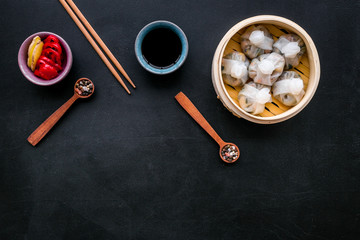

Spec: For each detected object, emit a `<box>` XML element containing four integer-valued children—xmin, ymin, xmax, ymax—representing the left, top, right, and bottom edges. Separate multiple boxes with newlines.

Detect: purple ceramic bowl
<box><xmin>18</xmin><ymin>32</ymin><xmax>73</xmax><ymax>86</ymax></box>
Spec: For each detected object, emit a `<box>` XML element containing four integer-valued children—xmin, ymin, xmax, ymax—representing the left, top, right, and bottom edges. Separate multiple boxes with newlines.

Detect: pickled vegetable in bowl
<box><xmin>18</xmin><ymin>32</ymin><xmax>73</xmax><ymax>86</ymax></box>
<box><xmin>27</xmin><ymin>35</ymin><xmax>64</xmax><ymax>80</ymax></box>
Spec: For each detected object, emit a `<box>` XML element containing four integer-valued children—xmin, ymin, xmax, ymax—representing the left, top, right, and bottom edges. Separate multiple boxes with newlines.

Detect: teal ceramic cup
<box><xmin>135</xmin><ymin>20</ymin><xmax>188</xmax><ymax>75</ymax></box>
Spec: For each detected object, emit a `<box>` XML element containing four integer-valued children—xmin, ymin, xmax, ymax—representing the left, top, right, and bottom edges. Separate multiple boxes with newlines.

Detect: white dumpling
<box><xmin>221</xmin><ymin>51</ymin><xmax>249</xmax><ymax>87</ymax></box>
<box><xmin>248</xmin><ymin>52</ymin><xmax>285</xmax><ymax>86</ymax></box>
<box><xmin>273</xmin><ymin>34</ymin><xmax>306</xmax><ymax>69</ymax></box>
<box><xmin>238</xmin><ymin>81</ymin><xmax>272</xmax><ymax>115</ymax></box>
<box><xmin>272</xmin><ymin>71</ymin><xmax>305</xmax><ymax>106</ymax></box>
<box><xmin>240</xmin><ymin>25</ymin><xmax>274</xmax><ymax>59</ymax></box>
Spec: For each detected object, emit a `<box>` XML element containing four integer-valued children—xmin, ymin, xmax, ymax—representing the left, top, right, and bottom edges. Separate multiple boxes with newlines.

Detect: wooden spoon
<box><xmin>27</xmin><ymin>78</ymin><xmax>94</xmax><ymax>146</ymax></box>
<box><xmin>175</xmin><ymin>92</ymin><xmax>240</xmax><ymax>163</ymax></box>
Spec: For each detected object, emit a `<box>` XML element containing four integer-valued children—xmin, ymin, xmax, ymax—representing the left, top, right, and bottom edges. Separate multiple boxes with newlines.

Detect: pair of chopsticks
<box><xmin>59</xmin><ymin>0</ymin><xmax>135</xmax><ymax>94</ymax></box>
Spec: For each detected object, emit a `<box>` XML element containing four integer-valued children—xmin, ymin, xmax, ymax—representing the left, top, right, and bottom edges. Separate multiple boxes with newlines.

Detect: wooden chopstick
<box><xmin>66</xmin><ymin>0</ymin><xmax>136</xmax><ymax>89</ymax></box>
<box><xmin>58</xmin><ymin>0</ymin><xmax>131</xmax><ymax>94</ymax></box>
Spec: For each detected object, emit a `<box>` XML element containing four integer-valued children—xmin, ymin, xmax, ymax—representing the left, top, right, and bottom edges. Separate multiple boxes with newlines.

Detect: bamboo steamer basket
<box><xmin>212</xmin><ymin>15</ymin><xmax>320</xmax><ymax>124</ymax></box>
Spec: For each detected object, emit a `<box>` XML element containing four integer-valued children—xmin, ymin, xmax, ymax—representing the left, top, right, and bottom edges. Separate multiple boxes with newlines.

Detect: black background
<box><xmin>1</xmin><ymin>0</ymin><xmax>360</xmax><ymax>239</ymax></box>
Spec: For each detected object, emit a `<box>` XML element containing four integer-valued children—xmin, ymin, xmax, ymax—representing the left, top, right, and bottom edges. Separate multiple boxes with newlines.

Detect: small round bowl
<box><xmin>18</xmin><ymin>32</ymin><xmax>73</xmax><ymax>86</ymax></box>
<box><xmin>212</xmin><ymin>15</ymin><xmax>320</xmax><ymax>124</ymax></box>
<box><xmin>135</xmin><ymin>20</ymin><xmax>188</xmax><ymax>75</ymax></box>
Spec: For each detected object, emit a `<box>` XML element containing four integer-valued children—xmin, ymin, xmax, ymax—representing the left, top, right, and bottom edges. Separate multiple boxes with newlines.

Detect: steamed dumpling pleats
<box><xmin>272</xmin><ymin>71</ymin><xmax>305</xmax><ymax>106</ymax></box>
<box><xmin>222</xmin><ymin>51</ymin><xmax>249</xmax><ymax>87</ymax></box>
<box><xmin>238</xmin><ymin>82</ymin><xmax>272</xmax><ymax>115</ymax></box>
<box><xmin>248</xmin><ymin>52</ymin><xmax>285</xmax><ymax>86</ymax></box>
<box><xmin>273</xmin><ymin>34</ymin><xmax>306</xmax><ymax>69</ymax></box>
<box><xmin>240</xmin><ymin>25</ymin><xmax>274</xmax><ymax>59</ymax></box>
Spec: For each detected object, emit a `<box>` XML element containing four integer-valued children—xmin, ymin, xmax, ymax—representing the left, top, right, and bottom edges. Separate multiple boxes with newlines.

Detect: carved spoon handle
<box><xmin>175</xmin><ymin>92</ymin><xmax>225</xmax><ymax>147</ymax></box>
<box><xmin>27</xmin><ymin>94</ymin><xmax>79</xmax><ymax>146</ymax></box>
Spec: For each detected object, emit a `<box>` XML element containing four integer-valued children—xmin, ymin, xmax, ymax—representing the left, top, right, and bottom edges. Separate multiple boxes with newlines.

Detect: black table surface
<box><xmin>1</xmin><ymin>0</ymin><xmax>359</xmax><ymax>239</ymax></box>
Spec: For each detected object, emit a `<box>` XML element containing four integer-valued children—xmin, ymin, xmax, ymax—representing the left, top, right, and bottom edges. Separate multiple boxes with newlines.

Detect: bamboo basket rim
<box><xmin>212</xmin><ymin>15</ymin><xmax>321</xmax><ymax>124</ymax></box>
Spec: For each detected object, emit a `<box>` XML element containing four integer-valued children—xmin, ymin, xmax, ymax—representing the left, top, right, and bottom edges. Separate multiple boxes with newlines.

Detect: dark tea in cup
<box><xmin>141</xmin><ymin>28</ymin><xmax>182</xmax><ymax>69</ymax></box>
<box><xmin>135</xmin><ymin>20</ymin><xmax>188</xmax><ymax>75</ymax></box>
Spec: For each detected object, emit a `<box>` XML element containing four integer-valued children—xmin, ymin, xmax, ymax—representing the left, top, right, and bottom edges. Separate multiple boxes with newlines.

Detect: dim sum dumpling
<box><xmin>248</xmin><ymin>52</ymin><xmax>285</xmax><ymax>86</ymax></box>
<box><xmin>272</xmin><ymin>71</ymin><xmax>305</xmax><ymax>106</ymax></box>
<box><xmin>221</xmin><ymin>51</ymin><xmax>249</xmax><ymax>87</ymax></box>
<box><xmin>240</xmin><ymin>25</ymin><xmax>274</xmax><ymax>59</ymax></box>
<box><xmin>238</xmin><ymin>81</ymin><xmax>272</xmax><ymax>115</ymax></box>
<box><xmin>273</xmin><ymin>34</ymin><xmax>306</xmax><ymax>69</ymax></box>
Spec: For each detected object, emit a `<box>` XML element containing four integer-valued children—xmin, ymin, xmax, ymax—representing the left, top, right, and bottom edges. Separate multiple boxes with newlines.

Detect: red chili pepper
<box><xmin>34</xmin><ymin>61</ymin><xmax>58</xmax><ymax>80</ymax></box>
<box><xmin>34</xmin><ymin>35</ymin><xmax>64</xmax><ymax>80</ymax></box>
<box><xmin>42</xmin><ymin>48</ymin><xmax>62</xmax><ymax>65</ymax></box>
<box><xmin>43</xmin><ymin>42</ymin><xmax>63</xmax><ymax>56</ymax></box>
<box><xmin>37</xmin><ymin>56</ymin><xmax>62</xmax><ymax>72</ymax></box>
<box><xmin>43</xmin><ymin>35</ymin><xmax>60</xmax><ymax>44</ymax></box>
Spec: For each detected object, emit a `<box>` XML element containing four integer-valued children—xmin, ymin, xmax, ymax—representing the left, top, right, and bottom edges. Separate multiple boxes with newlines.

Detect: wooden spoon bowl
<box><xmin>74</xmin><ymin>78</ymin><xmax>94</xmax><ymax>98</ymax></box>
<box><xmin>219</xmin><ymin>142</ymin><xmax>240</xmax><ymax>163</ymax></box>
